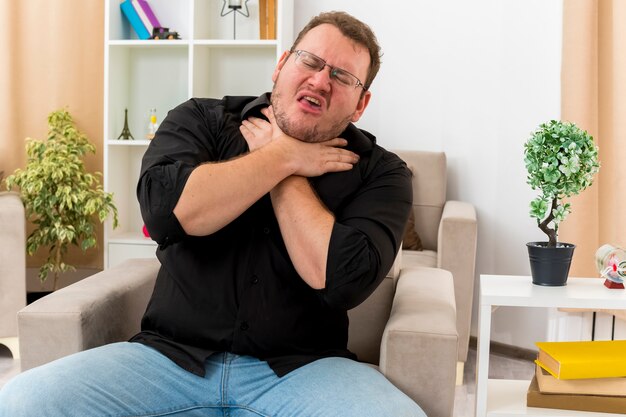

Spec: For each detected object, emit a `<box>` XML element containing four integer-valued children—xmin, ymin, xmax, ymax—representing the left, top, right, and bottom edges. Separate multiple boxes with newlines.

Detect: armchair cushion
<box><xmin>403</xmin><ymin>249</ymin><xmax>437</xmax><ymax>268</ymax></box>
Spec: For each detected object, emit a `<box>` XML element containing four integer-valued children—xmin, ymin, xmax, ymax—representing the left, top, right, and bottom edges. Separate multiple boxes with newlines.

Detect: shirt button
<box><xmin>263</xmin><ymin>227</ymin><xmax>270</xmax><ymax>235</ymax></box>
<box><xmin>240</xmin><ymin>321</ymin><xmax>249</xmax><ymax>331</ymax></box>
<box><xmin>251</xmin><ymin>275</ymin><xmax>259</xmax><ymax>285</ymax></box>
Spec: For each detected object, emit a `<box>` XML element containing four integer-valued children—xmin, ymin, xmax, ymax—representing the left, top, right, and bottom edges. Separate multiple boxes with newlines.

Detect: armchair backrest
<box><xmin>347</xmin><ymin>151</ymin><xmax>448</xmax><ymax>362</ymax></box>
<box><xmin>394</xmin><ymin>150</ymin><xmax>447</xmax><ymax>251</ymax></box>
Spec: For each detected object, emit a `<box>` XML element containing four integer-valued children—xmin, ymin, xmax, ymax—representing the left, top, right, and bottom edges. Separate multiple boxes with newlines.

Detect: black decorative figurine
<box><xmin>117</xmin><ymin>108</ymin><xmax>134</xmax><ymax>140</ymax></box>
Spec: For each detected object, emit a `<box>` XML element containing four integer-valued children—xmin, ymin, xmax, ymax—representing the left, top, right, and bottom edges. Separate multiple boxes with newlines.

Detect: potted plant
<box><xmin>5</xmin><ymin>109</ymin><xmax>118</xmax><ymax>291</ymax></box>
<box><xmin>524</xmin><ymin>120</ymin><xmax>600</xmax><ymax>286</ymax></box>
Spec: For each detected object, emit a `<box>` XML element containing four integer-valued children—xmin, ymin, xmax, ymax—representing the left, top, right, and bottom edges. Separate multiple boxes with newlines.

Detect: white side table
<box><xmin>476</xmin><ymin>274</ymin><xmax>626</xmax><ymax>417</ymax></box>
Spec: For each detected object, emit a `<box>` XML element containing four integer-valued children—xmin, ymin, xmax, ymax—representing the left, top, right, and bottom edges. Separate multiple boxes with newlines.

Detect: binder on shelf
<box><xmin>535</xmin><ymin>364</ymin><xmax>626</xmax><ymax>397</ymax></box>
<box><xmin>120</xmin><ymin>0</ymin><xmax>150</xmax><ymax>40</ymax></box>
<box><xmin>131</xmin><ymin>0</ymin><xmax>161</xmax><ymax>35</ymax></box>
<box><xmin>527</xmin><ymin>376</ymin><xmax>626</xmax><ymax>414</ymax></box>
<box><xmin>535</xmin><ymin>339</ymin><xmax>626</xmax><ymax>380</ymax></box>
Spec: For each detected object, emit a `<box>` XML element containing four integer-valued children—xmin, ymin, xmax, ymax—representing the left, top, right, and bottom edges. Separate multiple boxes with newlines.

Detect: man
<box><xmin>0</xmin><ymin>11</ymin><xmax>425</xmax><ymax>417</ymax></box>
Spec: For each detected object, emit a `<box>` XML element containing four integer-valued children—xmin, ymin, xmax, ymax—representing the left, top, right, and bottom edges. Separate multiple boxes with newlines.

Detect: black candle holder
<box><xmin>220</xmin><ymin>0</ymin><xmax>250</xmax><ymax>40</ymax></box>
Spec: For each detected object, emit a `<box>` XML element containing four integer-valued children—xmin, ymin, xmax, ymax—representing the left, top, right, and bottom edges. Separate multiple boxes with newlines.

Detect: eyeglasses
<box><xmin>290</xmin><ymin>50</ymin><xmax>367</xmax><ymax>90</ymax></box>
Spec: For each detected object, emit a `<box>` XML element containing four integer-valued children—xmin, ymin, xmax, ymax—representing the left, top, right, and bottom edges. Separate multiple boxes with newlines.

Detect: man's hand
<box><xmin>240</xmin><ymin>107</ymin><xmax>274</xmax><ymax>151</ymax></box>
<box><xmin>240</xmin><ymin>106</ymin><xmax>359</xmax><ymax>177</ymax></box>
<box><xmin>175</xmin><ymin>106</ymin><xmax>359</xmax><ymax>238</ymax></box>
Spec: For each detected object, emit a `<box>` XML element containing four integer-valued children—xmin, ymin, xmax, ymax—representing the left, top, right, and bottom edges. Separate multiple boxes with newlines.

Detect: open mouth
<box><xmin>298</xmin><ymin>94</ymin><xmax>324</xmax><ymax>113</ymax></box>
<box><xmin>302</xmin><ymin>96</ymin><xmax>321</xmax><ymax>107</ymax></box>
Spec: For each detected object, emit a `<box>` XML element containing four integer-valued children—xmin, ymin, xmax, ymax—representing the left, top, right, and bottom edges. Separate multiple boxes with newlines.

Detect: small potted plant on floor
<box><xmin>5</xmin><ymin>109</ymin><xmax>118</xmax><ymax>291</ymax></box>
<box><xmin>524</xmin><ymin>120</ymin><xmax>600</xmax><ymax>286</ymax></box>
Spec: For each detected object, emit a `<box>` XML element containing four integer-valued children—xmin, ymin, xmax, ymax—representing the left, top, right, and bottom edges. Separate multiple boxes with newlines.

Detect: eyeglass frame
<box><xmin>289</xmin><ymin>49</ymin><xmax>368</xmax><ymax>91</ymax></box>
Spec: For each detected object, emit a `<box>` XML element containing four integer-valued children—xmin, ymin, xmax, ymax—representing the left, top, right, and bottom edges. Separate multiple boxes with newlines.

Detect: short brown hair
<box><xmin>290</xmin><ymin>11</ymin><xmax>381</xmax><ymax>90</ymax></box>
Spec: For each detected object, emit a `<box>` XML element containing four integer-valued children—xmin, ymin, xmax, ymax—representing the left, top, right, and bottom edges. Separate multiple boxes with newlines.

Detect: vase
<box><xmin>526</xmin><ymin>242</ymin><xmax>576</xmax><ymax>286</ymax></box>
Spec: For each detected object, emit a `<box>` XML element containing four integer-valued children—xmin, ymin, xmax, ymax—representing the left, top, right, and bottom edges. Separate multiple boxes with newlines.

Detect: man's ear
<box><xmin>272</xmin><ymin>51</ymin><xmax>291</xmax><ymax>83</ymax></box>
<box><xmin>351</xmin><ymin>91</ymin><xmax>372</xmax><ymax>123</ymax></box>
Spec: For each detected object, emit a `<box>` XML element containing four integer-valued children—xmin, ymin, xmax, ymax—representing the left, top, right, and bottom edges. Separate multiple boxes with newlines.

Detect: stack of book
<box><xmin>527</xmin><ymin>340</ymin><xmax>626</xmax><ymax>414</ymax></box>
<box><xmin>120</xmin><ymin>0</ymin><xmax>161</xmax><ymax>40</ymax></box>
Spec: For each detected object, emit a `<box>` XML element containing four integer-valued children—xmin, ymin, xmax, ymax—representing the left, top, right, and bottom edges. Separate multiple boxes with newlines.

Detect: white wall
<box><xmin>293</xmin><ymin>0</ymin><xmax>563</xmax><ymax>350</ymax></box>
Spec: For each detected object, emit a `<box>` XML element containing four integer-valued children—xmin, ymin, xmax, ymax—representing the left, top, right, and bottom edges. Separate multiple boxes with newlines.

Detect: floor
<box><xmin>0</xmin><ymin>343</ymin><xmax>535</xmax><ymax>417</ymax></box>
<box><xmin>453</xmin><ymin>346</ymin><xmax>535</xmax><ymax>417</ymax></box>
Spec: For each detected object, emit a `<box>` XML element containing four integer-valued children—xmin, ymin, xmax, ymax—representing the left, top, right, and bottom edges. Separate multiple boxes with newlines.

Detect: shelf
<box><xmin>108</xmin><ymin>40</ymin><xmax>189</xmax><ymax>47</ymax></box>
<box><xmin>108</xmin><ymin>232</ymin><xmax>156</xmax><ymax>246</ymax></box>
<box><xmin>108</xmin><ymin>0</ymin><xmax>191</xmax><ymax>41</ymax></box>
<box><xmin>108</xmin><ymin>40</ymin><xmax>278</xmax><ymax>49</ymax></box>
<box><xmin>486</xmin><ymin>379</ymin><xmax>625</xmax><ymax>417</ymax></box>
<box><xmin>107</xmin><ymin>234</ymin><xmax>158</xmax><ymax>268</ymax></box>
<box><xmin>192</xmin><ymin>46</ymin><xmax>276</xmax><ymax>97</ymax></box>
<box><xmin>103</xmin><ymin>0</ymin><xmax>292</xmax><ymax>268</ymax></box>
<box><xmin>192</xmin><ymin>39</ymin><xmax>278</xmax><ymax>47</ymax></box>
<box><xmin>107</xmin><ymin>139</ymin><xmax>152</xmax><ymax>146</ymax></box>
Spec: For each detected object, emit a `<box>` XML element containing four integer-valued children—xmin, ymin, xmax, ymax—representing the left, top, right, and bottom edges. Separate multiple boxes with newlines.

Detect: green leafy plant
<box><xmin>5</xmin><ymin>109</ymin><xmax>118</xmax><ymax>289</ymax></box>
<box><xmin>524</xmin><ymin>120</ymin><xmax>599</xmax><ymax>247</ymax></box>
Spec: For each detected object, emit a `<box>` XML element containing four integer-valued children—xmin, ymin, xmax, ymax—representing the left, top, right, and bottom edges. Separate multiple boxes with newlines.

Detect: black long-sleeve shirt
<box><xmin>130</xmin><ymin>93</ymin><xmax>413</xmax><ymax>377</ymax></box>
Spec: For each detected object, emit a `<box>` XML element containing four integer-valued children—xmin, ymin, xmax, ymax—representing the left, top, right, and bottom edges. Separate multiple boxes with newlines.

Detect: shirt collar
<box><xmin>241</xmin><ymin>93</ymin><xmax>272</xmax><ymax>121</ymax></box>
<box><xmin>239</xmin><ymin>92</ymin><xmax>375</xmax><ymax>153</ymax></box>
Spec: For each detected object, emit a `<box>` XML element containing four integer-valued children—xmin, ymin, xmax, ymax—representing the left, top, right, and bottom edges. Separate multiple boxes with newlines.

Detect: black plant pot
<box><xmin>527</xmin><ymin>242</ymin><xmax>576</xmax><ymax>286</ymax></box>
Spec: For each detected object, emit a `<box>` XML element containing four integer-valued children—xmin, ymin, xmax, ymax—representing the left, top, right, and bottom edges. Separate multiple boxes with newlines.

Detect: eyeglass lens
<box><xmin>293</xmin><ymin>50</ymin><xmax>363</xmax><ymax>89</ymax></box>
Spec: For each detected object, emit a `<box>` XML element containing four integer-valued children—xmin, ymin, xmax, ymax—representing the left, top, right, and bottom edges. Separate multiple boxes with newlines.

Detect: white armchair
<box><xmin>0</xmin><ymin>191</ymin><xmax>26</xmax><ymax>359</ymax></box>
<box><xmin>17</xmin><ymin>151</ymin><xmax>470</xmax><ymax>417</ymax></box>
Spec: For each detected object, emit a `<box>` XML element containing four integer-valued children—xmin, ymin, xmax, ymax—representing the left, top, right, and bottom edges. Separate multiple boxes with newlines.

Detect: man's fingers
<box><xmin>265</xmin><ymin>106</ymin><xmax>277</xmax><ymax>125</ymax></box>
<box><xmin>332</xmin><ymin>148</ymin><xmax>359</xmax><ymax>163</ymax></box>
<box><xmin>337</xmin><ymin>152</ymin><xmax>359</xmax><ymax>164</ymax></box>
<box><xmin>320</xmin><ymin>149</ymin><xmax>359</xmax><ymax>168</ymax></box>
<box><xmin>321</xmin><ymin>138</ymin><xmax>349</xmax><ymax>148</ymax></box>
<box><xmin>243</xmin><ymin>117</ymin><xmax>266</xmax><ymax>130</ymax></box>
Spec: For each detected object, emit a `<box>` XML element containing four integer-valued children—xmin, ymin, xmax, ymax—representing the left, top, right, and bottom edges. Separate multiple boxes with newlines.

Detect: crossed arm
<box><xmin>173</xmin><ymin>106</ymin><xmax>357</xmax><ymax>289</ymax></box>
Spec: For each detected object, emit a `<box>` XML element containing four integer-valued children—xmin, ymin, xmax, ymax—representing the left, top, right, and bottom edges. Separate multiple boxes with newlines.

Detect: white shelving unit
<box><xmin>103</xmin><ymin>0</ymin><xmax>293</xmax><ymax>267</ymax></box>
<box><xmin>476</xmin><ymin>275</ymin><xmax>626</xmax><ymax>417</ymax></box>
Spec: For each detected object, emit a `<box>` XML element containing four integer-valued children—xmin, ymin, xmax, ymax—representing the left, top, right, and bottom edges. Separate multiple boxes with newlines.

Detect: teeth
<box><xmin>304</xmin><ymin>96</ymin><xmax>321</xmax><ymax>106</ymax></box>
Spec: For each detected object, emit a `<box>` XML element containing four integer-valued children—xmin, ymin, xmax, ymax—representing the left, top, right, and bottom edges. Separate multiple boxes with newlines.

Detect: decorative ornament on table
<box><xmin>151</xmin><ymin>27</ymin><xmax>181</xmax><ymax>40</ymax></box>
<box><xmin>595</xmin><ymin>244</ymin><xmax>626</xmax><ymax>289</ymax></box>
<box><xmin>146</xmin><ymin>108</ymin><xmax>159</xmax><ymax>140</ymax></box>
<box><xmin>524</xmin><ymin>120</ymin><xmax>600</xmax><ymax>286</ymax></box>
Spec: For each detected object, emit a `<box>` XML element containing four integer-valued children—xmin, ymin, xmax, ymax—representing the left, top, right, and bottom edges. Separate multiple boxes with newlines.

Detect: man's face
<box><xmin>270</xmin><ymin>24</ymin><xmax>372</xmax><ymax>143</ymax></box>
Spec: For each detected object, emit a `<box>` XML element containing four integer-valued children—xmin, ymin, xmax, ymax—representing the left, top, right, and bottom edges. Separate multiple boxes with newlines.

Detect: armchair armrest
<box><xmin>379</xmin><ymin>266</ymin><xmax>457</xmax><ymax>417</ymax></box>
<box><xmin>437</xmin><ymin>200</ymin><xmax>477</xmax><ymax>362</ymax></box>
<box><xmin>18</xmin><ymin>258</ymin><xmax>160</xmax><ymax>371</ymax></box>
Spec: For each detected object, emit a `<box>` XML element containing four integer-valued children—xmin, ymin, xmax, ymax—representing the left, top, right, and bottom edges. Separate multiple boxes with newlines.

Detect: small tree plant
<box><xmin>524</xmin><ymin>120</ymin><xmax>599</xmax><ymax>247</ymax></box>
<box><xmin>6</xmin><ymin>109</ymin><xmax>118</xmax><ymax>290</ymax></box>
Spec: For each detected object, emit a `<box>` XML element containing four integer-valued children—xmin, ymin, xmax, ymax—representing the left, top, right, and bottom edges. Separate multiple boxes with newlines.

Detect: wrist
<box><xmin>271</xmin><ymin>175</ymin><xmax>304</xmax><ymax>198</ymax></box>
<box><xmin>264</xmin><ymin>137</ymin><xmax>301</xmax><ymax>176</ymax></box>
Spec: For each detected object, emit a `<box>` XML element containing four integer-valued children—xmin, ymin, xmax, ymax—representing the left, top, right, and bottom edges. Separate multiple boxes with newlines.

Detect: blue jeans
<box><xmin>0</xmin><ymin>342</ymin><xmax>426</xmax><ymax>417</ymax></box>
